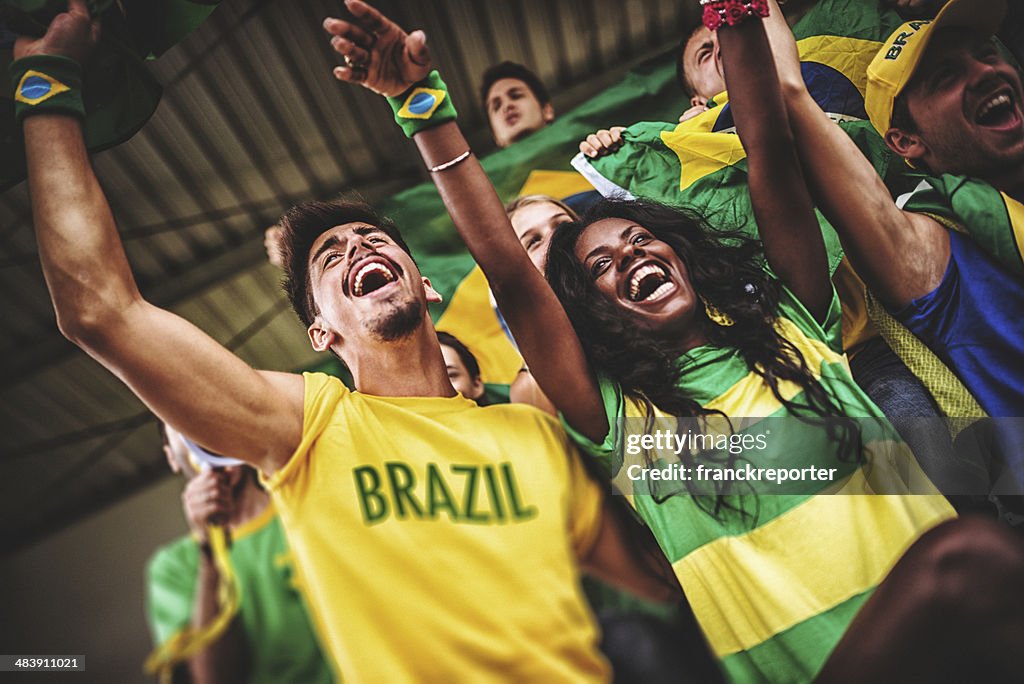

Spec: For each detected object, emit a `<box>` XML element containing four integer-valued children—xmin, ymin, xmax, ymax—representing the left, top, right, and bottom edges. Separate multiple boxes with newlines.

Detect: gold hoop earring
<box><xmin>701</xmin><ymin>297</ymin><xmax>734</xmax><ymax>327</ymax></box>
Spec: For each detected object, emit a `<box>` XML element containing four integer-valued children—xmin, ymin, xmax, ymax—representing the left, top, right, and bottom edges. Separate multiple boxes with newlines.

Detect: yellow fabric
<box><xmin>798</xmin><ymin>35</ymin><xmax>885</xmax><ymax>100</ymax></box>
<box><xmin>858</xmin><ymin>208</ymin><xmax>985</xmax><ymax>430</ymax></box>
<box><xmin>1002</xmin><ymin>190</ymin><xmax>1024</xmax><ymax>264</ymax></box>
<box><xmin>396</xmin><ymin>87</ymin><xmax>447</xmax><ymax>119</ymax></box>
<box><xmin>666</xmin><ymin>34</ymin><xmax>885</xmax><ymax>192</ymax></box>
<box><xmin>621</xmin><ymin>315</ymin><xmax>843</xmax><ymax>422</ymax></box>
<box><xmin>864</xmin><ymin>290</ymin><xmax>986</xmax><ymax>429</ymax></box>
<box><xmin>865</xmin><ymin>0</ymin><xmax>1004</xmax><ymax>135</ymax></box>
<box><xmin>768</xmin><ymin>315</ymin><xmax>850</xmax><ymax>375</ymax></box>
<box><xmin>833</xmin><ymin>257</ymin><xmax>878</xmax><ymax>354</ymax></box>
<box><xmin>435</xmin><ymin>265</ymin><xmax>522</xmax><ymax>384</ymax></box>
<box><xmin>611</xmin><ymin>310</ymin><xmax>953</xmax><ymax>662</ymax></box>
<box><xmin>677</xmin><ymin>479</ymin><xmax>952</xmax><ymax>658</ymax></box>
<box><xmin>144</xmin><ymin>525</ymin><xmax>241</xmax><ymax>681</ymax></box>
<box><xmin>662</xmin><ymin>112</ymin><xmax>747</xmax><ymax>192</ymax></box>
<box><xmin>517</xmin><ymin>169</ymin><xmax>597</xmax><ymax>199</ymax></box>
<box><xmin>263</xmin><ymin>372</ymin><xmax>609</xmax><ymax>683</ymax></box>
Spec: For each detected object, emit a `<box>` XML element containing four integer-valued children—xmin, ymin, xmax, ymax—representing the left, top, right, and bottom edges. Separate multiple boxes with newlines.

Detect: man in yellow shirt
<box><xmin>11</xmin><ymin>3</ymin><xmax>694</xmax><ymax>682</ymax></box>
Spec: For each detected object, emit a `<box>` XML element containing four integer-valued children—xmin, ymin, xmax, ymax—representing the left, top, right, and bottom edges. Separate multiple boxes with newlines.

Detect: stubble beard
<box><xmin>363</xmin><ymin>295</ymin><xmax>424</xmax><ymax>342</ymax></box>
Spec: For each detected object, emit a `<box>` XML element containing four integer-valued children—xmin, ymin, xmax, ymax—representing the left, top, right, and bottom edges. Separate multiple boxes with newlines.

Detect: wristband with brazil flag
<box><xmin>10</xmin><ymin>55</ymin><xmax>86</xmax><ymax>123</ymax></box>
<box><xmin>386</xmin><ymin>70</ymin><xmax>457</xmax><ymax>138</ymax></box>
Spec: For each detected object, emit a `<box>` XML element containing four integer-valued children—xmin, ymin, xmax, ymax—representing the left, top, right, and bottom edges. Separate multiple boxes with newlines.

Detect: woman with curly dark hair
<box><xmin>543</xmin><ymin>197</ymin><xmax>862</xmax><ymax>471</ymax></box>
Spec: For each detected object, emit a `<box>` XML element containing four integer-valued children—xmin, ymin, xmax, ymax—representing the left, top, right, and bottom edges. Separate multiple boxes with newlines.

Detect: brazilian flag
<box><xmin>1</xmin><ymin>0</ymin><xmax>221</xmax><ymax>190</ymax></box>
<box><xmin>572</xmin><ymin>0</ymin><xmax>914</xmax><ymax>353</ymax></box>
<box><xmin>574</xmin><ymin>0</ymin><xmax>908</xmax><ymax>207</ymax></box>
<box><xmin>701</xmin><ymin>0</ymin><xmax>906</xmax><ymax>134</ymax></box>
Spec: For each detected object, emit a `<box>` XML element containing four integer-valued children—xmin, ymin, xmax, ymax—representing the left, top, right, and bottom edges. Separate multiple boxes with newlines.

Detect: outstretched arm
<box><xmin>716</xmin><ymin>6</ymin><xmax>832</xmax><ymax>320</ymax></box>
<box><xmin>323</xmin><ymin>0</ymin><xmax>609</xmax><ymax>442</ymax></box>
<box><xmin>18</xmin><ymin>2</ymin><xmax>303</xmax><ymax>472</ymax></box>
<box><xmin>762</xmin><ymin>0</ymin><xmax>949</xmax><ymax>309</ymax></box>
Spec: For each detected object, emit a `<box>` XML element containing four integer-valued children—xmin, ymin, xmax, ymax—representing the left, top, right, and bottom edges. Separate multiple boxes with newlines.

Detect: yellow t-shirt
<box><xmin>263</xmin><ymin>372</ymin><xmax>609</xmax><ymax>683</ymax></box>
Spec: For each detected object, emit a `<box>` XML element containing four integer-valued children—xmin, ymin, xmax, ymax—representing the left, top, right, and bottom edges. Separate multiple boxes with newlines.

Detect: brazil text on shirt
<box><xmin>353</xmin><ymin>461</ymin><xmax>538</xmax><ymax>524</ymax></box>
<box><xmin>264</xmin><ymin>373</ymin><xmax>610</xmax><ymax>682</ymax></box>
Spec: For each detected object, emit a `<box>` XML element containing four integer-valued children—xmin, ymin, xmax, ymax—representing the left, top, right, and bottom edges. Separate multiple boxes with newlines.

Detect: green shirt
<box><xmin>145</xmin><ymin>506</ymin><xmax>335</xmax><ymax>684</ymax></box>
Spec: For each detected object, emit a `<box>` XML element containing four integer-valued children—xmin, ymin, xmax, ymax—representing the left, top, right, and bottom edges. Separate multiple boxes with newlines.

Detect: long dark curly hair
<box><xmin>545</xmin><ymin>198</ymin><xmax>859</xmax><ymax>510</ymax></box>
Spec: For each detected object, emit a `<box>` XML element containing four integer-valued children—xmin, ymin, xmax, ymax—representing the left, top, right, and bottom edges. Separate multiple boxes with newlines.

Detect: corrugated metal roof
<box><xmin>0</xmin><ymin>0</ymin><xmax>696</xmax><ymax>551</ymax></box>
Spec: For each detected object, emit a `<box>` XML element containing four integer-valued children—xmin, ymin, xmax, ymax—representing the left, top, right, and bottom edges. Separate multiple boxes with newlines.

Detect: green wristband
<box><xmin>9</xmin><ymin>55</ymin><xmax>85</xmax><ymax>123</ymax></box>
<box><xmin>386</xmin><ymin>70</ymin><xmax>458</xmax><ymax>138</ymax></box>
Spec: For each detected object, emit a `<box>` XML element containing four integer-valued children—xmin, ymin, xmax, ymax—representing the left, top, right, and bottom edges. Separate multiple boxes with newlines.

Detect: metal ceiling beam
<box><xmin>2</xmin><ymin>461</ymin><xmax>169</xmax><ymax>558</ymax></box>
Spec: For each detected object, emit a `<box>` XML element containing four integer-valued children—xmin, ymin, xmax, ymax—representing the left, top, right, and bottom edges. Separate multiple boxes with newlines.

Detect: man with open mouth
<box><xmin>775</xmin><ymin>0</ymin><xmax>1024</xmax><ymax>492</ymax></box>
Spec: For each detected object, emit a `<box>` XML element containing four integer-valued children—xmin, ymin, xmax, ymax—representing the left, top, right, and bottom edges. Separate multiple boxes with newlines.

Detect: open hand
<box><xmin>323</xmin><ymin>0</ymin><xmax>431</xmax><ymax>97</ymax></box>
<box><xmin>13</xmin><ymin>0</ymin><xmax>99</xmax><ymax>63</ymax></box>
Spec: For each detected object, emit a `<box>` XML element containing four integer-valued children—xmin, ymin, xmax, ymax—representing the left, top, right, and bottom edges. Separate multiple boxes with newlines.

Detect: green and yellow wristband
<box><xmin>386</xmin><ymin>70</ymin><xmax>457</xmax><ymax>138</ymax></box>
<box><xmin>9</xmin><ymin>55</ymin><xmax>86</xmax><ymax>122</ymax></box>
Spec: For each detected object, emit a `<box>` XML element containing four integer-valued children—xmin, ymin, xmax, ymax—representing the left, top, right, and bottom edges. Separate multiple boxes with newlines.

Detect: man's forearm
<box><xmin>24</xmin><ymin>114</ymin><xmax>140</xmax><ymax>342</ymax></box>
<box><xmin>412</xmin><ymin>120</ymin><xmax>609</xmax><ymax>441</ymax></box>
<box><xmin>583</xmin><ymin>497</ymin><xmax>683</xmax><ymax>604</ymax></box>
<box><xmin>189</xmin><ymin>553</ymin><xmax>247</xmax><ymax>684</ymax></box>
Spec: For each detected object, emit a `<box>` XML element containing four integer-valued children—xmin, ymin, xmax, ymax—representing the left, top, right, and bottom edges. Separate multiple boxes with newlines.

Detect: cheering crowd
<box><xmin>9</xmin><ymin>0</ymin><xmax>1024</xmax><ymax>681</ymax></box>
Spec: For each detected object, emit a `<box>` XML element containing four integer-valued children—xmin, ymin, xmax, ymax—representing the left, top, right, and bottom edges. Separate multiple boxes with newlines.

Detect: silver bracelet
<box><xmin>428</xmin><ymin>149</ymin><xmax>472</xmax><ymax>173</ymax></box>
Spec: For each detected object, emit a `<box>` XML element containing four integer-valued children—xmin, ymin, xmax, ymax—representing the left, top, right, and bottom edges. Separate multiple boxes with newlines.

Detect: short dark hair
<box><xmin>676</xmin><ymin>15</ymin><xmax>706</xmax><ymax>97</ymax></box>
<box><xmin>479</xmin><ymin>61</ymin><xmax>551</xmax><ymax>113</ymax></box>
<box><xmin>436</xmin><ymin>331</ymin><xmax>481</xmax><ymax>381</ymax></box>
<box><xmin>278</xmin><ymin>199</ymin><xmax>413</xmax><ymax>327</ymax></box>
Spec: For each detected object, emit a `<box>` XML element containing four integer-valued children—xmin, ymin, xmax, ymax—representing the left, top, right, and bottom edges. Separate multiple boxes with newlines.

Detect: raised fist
<box><xmin>182</xmin><ymin>468</ymin><xmax>234</xmax><ymax>542</ymax></box>
<box><xmin>579</xmin><ymin>127</ymin><xmax>626</xmax><ymax>159</ymax></box>
<box><xmin>13</xmin><ymin>0</ymin><xmax>100</xmax><ymax>64</ymax></box>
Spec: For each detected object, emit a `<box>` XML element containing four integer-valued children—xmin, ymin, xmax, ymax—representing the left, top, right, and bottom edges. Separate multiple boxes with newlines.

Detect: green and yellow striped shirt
<box><xmin>565</xmin><ymin>284</ymin><xmax>953</xmax><ymax>683</ymax></box>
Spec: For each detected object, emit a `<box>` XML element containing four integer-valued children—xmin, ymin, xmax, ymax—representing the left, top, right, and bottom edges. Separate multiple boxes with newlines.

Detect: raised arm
<box><xmin>715</xmin><ymin>4</ymin><xmax>832</xmax><ymax>320</ymax></box>
<box><xmin>323</xmin><ymin>0</ymin><xmax>609</xmax><ymax>441</ymax></box>
<box><xmin>177</xmin><ymin>466</ymin><xmax>249</xmax><ymax>682</ymax></box>
<box><xmin>16</xmin><ymin>3</ymin><xmax>302</xmax><ymax>473</ymax></box>
<box><xmin>761</xmin><ymin>0</ymin><xmax>949</xmax><ymax>309</ymax></box>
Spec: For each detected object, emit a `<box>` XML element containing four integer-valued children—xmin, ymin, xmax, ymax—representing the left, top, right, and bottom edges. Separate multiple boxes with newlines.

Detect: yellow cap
<box><xmin>865</xmin><ymin>0</ymin><xmax>1006</xmax><ymax>136</ymax></box>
